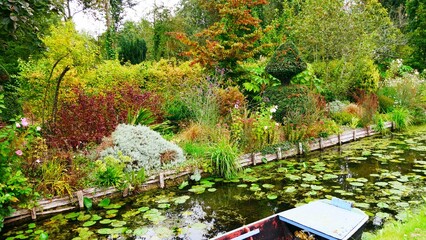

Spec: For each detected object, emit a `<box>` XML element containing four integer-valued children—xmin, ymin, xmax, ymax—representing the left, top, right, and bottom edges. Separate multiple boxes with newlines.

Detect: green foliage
<box><xmin>37</xmin><ymin>159</ymin><xmax>72</xmax><ymax>197</ymax></box>
<box><xmin>0</xmin><ymin>94</ymin><xmax>6</xmax><ymax>114</ymax></box>
<box><xmin>83</xmin><ymin>197</ymin><xmax>93</xmax><ymax>210</ymax></box>
<box><xmin>406</xmin><ymin>0</ymin><xmax>426</xmax><ymax>70</ymax></box>
<box><xmin>291</xmin><ymin>63</ymin><xmax>322</xmax><ymax>92</ymax></box>
<box><xmin>332</xmin><ymin>111</ymin><xmax>355</xmax><ymax>126</ymax></box>
<box><xmin>101</xmin><ymin>124</ymin><xmax>186</xmax><ymax>173</ymax></box>
<box><xmin>263</xmin><ymin>85</ymin><xmax>324</xmax><ymax>125</ymax></box>
<box><xmin>210</xmin><ymin>140</ymin><xmax>240</xmax><ymax>179</ymax></box>
<box><xmin>374</xmin><ymin>115</ymin><xmax>389</xmax><ymax>135</ymax></box>
<box><xmin>94</xmin><ymin>155</ymin><xmax>128</xmax><ymax>187</ymax></box>
<box><xmin>266</xmin><ymin>41</ymin><xmax>307</xmax><ymax>84</ymax></box>
<box><xmin>391</xmin><ymin>107</ymin><xmax>413</xmax><ymax>131</ymax></box>
<box><xmin>378</xmin><ymin>94</ymin><xmax>395</xmax><ymax>113</ymax></box>
<box><xmin>238</xmin><ymin>59</ymin><xmax>280</xmax><ymax>101</ymax></box>
<box><xmin>117</xmin><ymin>22</ymin><xmax>147</xmax><ymax>64</ymax></box>
<box><xmin>127</xmin><ymin>108</ymin><xmax>155</xmax><ymax>126</ymax></box>
<box><xmin>0</xmin><ymin>118</ymin><xmax>41</xmax><ymax>232</ymax></box>
<box><xmin>165</xmin><ymin>99</ymin><xmax>193</xmax><ymax>126</ymax></box>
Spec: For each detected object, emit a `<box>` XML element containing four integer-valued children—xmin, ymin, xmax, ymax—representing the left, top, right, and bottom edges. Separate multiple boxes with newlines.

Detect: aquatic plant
<box><xmin>101</xmin><ymin>124</ymin><xmax>185</xmax><ymax>173</ymax></box>
<box><xmin>210</xmin><ymin>140</ymin><xmax>241</xmax><ymax>179</ymax></box>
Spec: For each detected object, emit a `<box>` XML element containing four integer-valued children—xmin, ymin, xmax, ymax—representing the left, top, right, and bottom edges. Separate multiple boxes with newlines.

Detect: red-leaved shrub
<box><xmin>46</xmin><ymin>86</ymin><xmax>164</xmax><ymax>149</ymax></box>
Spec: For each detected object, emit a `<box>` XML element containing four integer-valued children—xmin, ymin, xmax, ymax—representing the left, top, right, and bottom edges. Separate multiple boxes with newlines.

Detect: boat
<box><xmin>212</xmin><ymin>197</ymin><xmax>369</xmax><ymax>240</ymax></box>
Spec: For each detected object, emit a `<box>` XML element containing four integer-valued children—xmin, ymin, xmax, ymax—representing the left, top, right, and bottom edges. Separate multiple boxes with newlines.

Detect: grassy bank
<box><xmin>362</xmin><ymin>204</ymin><xmax>426</xmax><ymax>240</ymax></box>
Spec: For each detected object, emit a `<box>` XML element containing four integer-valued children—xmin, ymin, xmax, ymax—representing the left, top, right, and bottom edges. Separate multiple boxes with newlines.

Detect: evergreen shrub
<box><xmin>101</xmin><ymin>124</ymin><xmax>185</xmax><ymax>173</ymax></box>
<box><xmin>266</xmin><ymin>41</ymin><xmax>307</xmax><ymax>85</ymax></box>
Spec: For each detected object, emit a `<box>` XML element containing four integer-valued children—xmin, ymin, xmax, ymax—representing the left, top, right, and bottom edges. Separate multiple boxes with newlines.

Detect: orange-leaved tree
<box><xmin>171</xmin><ymin>0</ymin><xmax>273</xmax><ymax>72</ymax></box>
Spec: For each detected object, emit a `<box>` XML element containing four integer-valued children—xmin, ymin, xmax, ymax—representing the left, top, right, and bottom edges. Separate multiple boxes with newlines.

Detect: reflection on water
<box><xmin>2</xmin><ymin>127</ymin><xmax>426</xmax><ymax>239</ymax></box>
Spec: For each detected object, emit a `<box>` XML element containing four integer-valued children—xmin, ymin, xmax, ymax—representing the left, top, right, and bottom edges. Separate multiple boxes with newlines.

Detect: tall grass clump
<box><xmin>391</xmin><ymin>107</ymin><xmax>412</xmax><ymax>131</ymax></box>
<box><xmin>210</xmin><ymin>140</ymin><xmax>240</xmax><ymax>179</ymax></box>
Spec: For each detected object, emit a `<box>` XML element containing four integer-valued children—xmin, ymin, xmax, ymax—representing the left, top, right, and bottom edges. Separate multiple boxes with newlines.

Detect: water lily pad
<box><xmin>158</xmin><ymin>203</ymin><xmax>171</xmax><ymax>209</ymax></box>
<box><xmin>249</xmin><ymin>184</ymin><xmax>261</xmax><ymax>191</ymax></box>
<box><xmin>354</xmin><ymin>202</ymin><xmax>370</xmax><ymax>209</ymax></box>
<box><xmin>103</xmin><ymin>203</ymin><xmax>122</xmax><ymax>209</ymax></box>
<box><xmin>377</xmin><ymin>202</ymin><xmax>389</xmax><ymax>208</ymax></box>
<box><xmin>208</xmin><ymin>188</ymin><xmax>217</xmax><ymax>192</ymax></box>
<box><xmin>310</xmin><ymin>185</ymin><xmax>323</xmax><ymax>191</ymax></box>
<box><xmin>396</xmin><ymin>202</ymin><xmax>410</xmax><ymax>208</ymax></box>
<box><xmin>82</xmin><ymin>221</ymin><xmax>96</xmax><ymax>227</ymax></box>
<box><xmin>173</xmin><ymin>195</ymin><xmax>190</xmax><ymax>205</ymax></box>
<box><xmin>323</xmin><ymin>174</ymin><xmax>338</xmax><ymax>180</ymax></box>
<box><xmin>200</xmin><ymin>180</ymin><xmax>215</xmax><ymax>187</ymax></box>
<box><xmin>28</xmin><ymin>223</ymin><xmax>36</xmax><ymax>229</ymax></box>
<box><xmin>65</xmin><ymin>212</ymin><xmax>80</xmax><ymax>219</ymax></box>
<box><xmin>375</xmin><ymin>182</ymin><xmax>388</xmax><ymax>187</ymax></box>
<box><xmin>98</xmin><ymin>198</ymin><xmax>110</xmax><ymax>208</ymax></box>
<box><xmin>90</xmin><ymin>214</ymin><xmax>102</xmax><ymax>221</ymax></box>
<box><xmin>262</xmin><ymin>184</ymin><xmax>275</xmax><ymax>189</ymax></box>
<box><xmin>285</xmin><ymin>186</ymin><xmax>297</xmax><ymax>193</ymax></box>
<box><xmin>237</xmin><ymin>184</ymin><xmax>248</xmax><ymax>188</ymax></box>
<box><xmin>267</xmin><ymin>194</ymin><xmax>278</xmax><ymax>200</ymax></box>
<box><xmin>285</xmin><ymin>174</ymin><xmax>301</xmax><ymax>181</ymax></box>
<box><xmin>349</xmin><ymin>182</ymin><xmax>364</xmax><ymax>187</ymax></box>
<box><xmin>348</xmin><ymin>157</ymin><xmax>367</xmax><ymax>161</ymax></box>
<box><xmin>111</xmin><ymin>220</ymin><xmax>126</xmax><ymax>227</ymax></box>
<box><xmin>77</xmin><ymin>214</ymin><xmax>91</xmax><ymax>222</ymax></box>
<box><xmin>138</xmin><ymin>207</ymin><xmax>150</xmax><ymax>212</ymax></box>
<box><xmin>277</xmin><ymin>167</ymin><xmax>287</xmax><ymax>173</ymax></box>
<box><xmin>355</xmin><ymin>178</ymin><xmax>368</xmax><ymax>183</ymax></box>
<box><xmin>99</xmin><ymin>219</ymin><xmax>112</xmax><ymax>225</ymax></box>
<box><xmin>188</xmin><ymin>185</ymin><xmax>206</xmax><ymax>194</ymax></box>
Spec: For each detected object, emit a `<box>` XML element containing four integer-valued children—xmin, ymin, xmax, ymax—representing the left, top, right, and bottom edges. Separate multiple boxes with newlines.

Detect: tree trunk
<box><xmin>51</xmin><ymin>66</ymin><xmax>71</xmax><ymax>124</ymax></box>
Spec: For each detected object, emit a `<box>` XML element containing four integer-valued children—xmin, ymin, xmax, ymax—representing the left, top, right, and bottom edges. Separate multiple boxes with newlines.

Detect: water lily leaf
<box><xmin>134</xmin><ymin>227</ymin><xmax>148</xmax><ymax>236</ymax></box>
<box><xmin>99</xmin><ymin>219</ymin><xmax>112</xmax><ymax>225</ymax></box>
<box><xmin>377</xmin><ymin>202</ymin><xmax>389</xmax><ymax>208</ymax></box>
<box><xmin>369</xmin><ymin>173</ymin><xmax>380</xmax><ymax>177</ymax></box>
<box><xmin>97</xmin><ymin>228</ymin><xmax>113</xmax><ymax>235</ymax></box>
<box><xmin>82</xmin><ymin>221</ymin><xmax>96</xmax><ymax>227</ymax></box>
<box><xmin>249</xmin><ymin>185</ymin><xmax>261</xmax><ymax>191</ymax></box>
<box><xmin>323</xmin><ymin>174</ymin><xmax>338</xmax><ymax>180</ymax></box>
<box><xmin>98</xmin><ymin>198</ymin><xmax>110</xmax><ymax>208</ymax></box>
<box><xmin>158</xmin><ymin>203</ymin><xmax>171</xmax><ymax>209</ymax></box>
<box><xmin>375</xmin><ymin>182</ymin><xmax>388</xmax><ymax>187</ymax></box>
<box><xmin>65</xmin><ymin>212</ymin><xmax>80</xmax><ymax>219</ymax></box>
<box><xmin>28</xmin><ymin>223</ymin><xmax>36</xmax><ymax>229</ymax></box>
<box><xmin>242</xmin><ymin>176</ymin><xmax>259</xmax><ymax>182</ymax></box>
<box><xmin>310</xmin><ymin>185</ymin><xmax>323</xmax><ymax>191</ymax></box>
<box><xmin>349</xmin><ymin>182</ymin><xmax>364</xmax><ymax>187</ymax></box>
<box><xmin>173</xmin><ymin>195</ymin><xmax>190</xmax><ymax>205</ymax></box>
<box><xmin>91</xmin><ymin>214</ymin><xmax>102</xmax><ymax>221</ymax></box>
<box><xmin>103</xmin><ymin>203</ymin><xmax>122</xmax><ymax>209</ymax></box>
<box><xmin>301</xmin><ymin>173</ymin><xmax>316</xmax><ymax>182</ymax></box>
<box><xmin>237</xmin><ymin>184</ymin><xmax>248</xmax><ymax>188</ymax></box>
<box><xmin>77</xmin><ymin>214</ymin><xmax>91</xmax><ymax>222</ymax></box>
<box><xmin>277</xmin><ymin>167</ymin><xmax>287</xmax><ymax>173</ymax></box>
<box><xmin>138</xmin><ymin>207</ymin><xmax>150</xmax><ymax>212</ymax></box>
<box><xmin>346</xmin><ymin>178</ymin><xmax>356</xmax><ymax>182</ymax></box>
<box><xmin>208</xmin><ymin>188</ymin><xmax>217</xmax><ymax>192</ymax></box>
<box><xmin>122</xmin><ymin>209</ymin><xmax>141</xmax><ymax>218</ymax></box>
<box><xmin>267</xmin><ymin>194</ymin><xmax>278</xmax><ymax>200</ymax></box>
<box><xmin>200</xmin><ymin>180</ymin><xmax>215</xmax><ymax>188</ymax></box>
<box><xmin>106</xmin><ymin>210</ymin><xmax>118</xmax><ymax>215</ymax></box>
<box><xmin>111</xmin><ymin>220</ymin><xmax>126</xmax><ymax>227</ymax></box>
<box><xmin>285</xmin><ymin>174</ymin><xmax>301</xmax><ymax>181</ymax></box>
<box><xmin>348</xmin><ymin>157</ymin><xmax>367</xmax><ymax>161</ymax></box>
<box><xmin>354</xmin><ymin>202</ymin><xmax>370</xmax><ymax>209</ymax></box>
<box><xmin>262</xmin><ymin>184</ymin><xmax>275</xmax><ymax>189</ymax></box>
<box><xmin>396</xmin><ymin>202</ymin><xmax>410</xmax><ymax>208</ymax></box>
<box><xmin>300</xmin><ymin>183</ymin><xmax>310</xmax><ymax>188</ymax></box>
<box><xmin>375</xmin><ymin>212</ymin><xmax>390</xmax><ymax>219</ymax></box>
<box><xmin>355</xmin><ymin>178</ymin><xmax>368</xmax><ymax>183</ymax></box>
<box><xmin>188</xmin><ymin>185</ymin><xmax>206</xmax><ymax>194</ymax></box>
<box><xmin>395</xmin><ymin>212</ymin><xmax>409</xmax><ymax>221</ymax></box>
<box><xmin>285</xmin><ymin>186</ymin><xmax>297</xmax><ymax>193</ymax></box>
<box><xmin>362</xmin><ymin>151</ymin><xmax>371</xmax><ymax>156</ymax></box>
<box><xmin>39</xmin><ymin>232</ymin><xmax>48</xmax><ymax>240</ymax></box>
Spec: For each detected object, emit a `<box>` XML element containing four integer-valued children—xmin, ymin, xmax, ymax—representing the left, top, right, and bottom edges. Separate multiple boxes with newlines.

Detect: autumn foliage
<box><xmin>171</xmin><ymin>0</ymin><xmax>272</xmax><ymax>70</ymax></box>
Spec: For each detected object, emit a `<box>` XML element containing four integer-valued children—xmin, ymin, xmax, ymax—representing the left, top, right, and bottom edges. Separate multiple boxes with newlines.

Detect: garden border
<box><xmin>4</xmin><ymin>122</ymin><xmax>393</xmax><ymax>226</ymax></box>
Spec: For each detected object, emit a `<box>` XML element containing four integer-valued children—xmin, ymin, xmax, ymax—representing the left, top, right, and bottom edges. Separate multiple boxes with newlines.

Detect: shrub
<box><xmin>210</xmin><ymin>140</ymin><xmax>240</xmax><ymax>179</ymax></box>
<box><xmin>165</xmin><ymin>99</ymin><xmax>193</xmax><ymax>127</ymax></box>
<box><xmin>101</xmin><ymin>124</ymin><xmax>186</xmax><ymax>173</ymax></box>
<box><xmin>353</xmin><ymin>90</ymin><xmax>379</xmax><ymax>127</ymax></box>
<box><xmin>266</xmin><ymin>41</ymin><xmax>307</xmax><ymax>85</ymax></box>
<box><xmin>94</xmin><ymin>154</ymin><xmax>129</xmax><ymax>188</ymax></box>
<box><xmin>216</xmin><ymin>86</ymin><xmax>247</xmax><ymax>118</ymax></box>
<box><xmin>332</xmin><ymin>111</ymin><xmax>354</xmax><ymax>126</ymax></box>
<box><xmin>263</xmin><ymin>85</ymin><xmax>325</xmax><ymax>125</ymax></box>
<box><xmin>47</xmin><ymin>86</ymin><xmax>163</xmax><ymax>149</ymax></box>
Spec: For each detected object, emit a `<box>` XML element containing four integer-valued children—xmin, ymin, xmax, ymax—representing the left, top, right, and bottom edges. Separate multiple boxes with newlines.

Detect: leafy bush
<box><xmin>210</xmin><ymin>140</ymin><xmax>240</xmax><ymax>179</ymax></box>
<box><xmin>266</xmin><ymin>41</ymin><xmax>307</xmax><ymax>84</ymax></box>
<box><xmin>0</xmin><ymin>118</ymin><xmax>40</xmax><ymax>231</ymax></box>
<box><xmin>165</xmin><ymin>99</ymin><xmax>193</xmax><ymax>127</ymax></box>
<box><xmin>101</xmin><ymin>124</ymin><xmax>186</xmax><ymax>173</ymax></box>
<box><xmin>263</xmin><ymin>85</ymin><xmax>325</xmax><ymax>125</ymax></box>
<box><xmin>94</xmin><ymin>154</ymin><xmax>129</xmax><ymax>187</ymax></box>
<box><xmin>47</xmin><ymin>87</ymin><xmax>163</xmax><ymax>149</ymax></box>
<box><xmin>332</xmin><ymin>111</ymin><xmax>354</xmax><ymax>126</ymax></box>
<box><xmin>216</xmin><ymin>86</ymin><xmax>247</xmax><ymax>118</ymax></box>
<box><xmin>353</xmin><ymin>90</ymin><xmax>379</xmax><ymax>127</ymax></box>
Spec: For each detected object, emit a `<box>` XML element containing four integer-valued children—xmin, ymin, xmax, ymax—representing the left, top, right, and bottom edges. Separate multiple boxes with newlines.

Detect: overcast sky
<box><xmin>72</xmin><ymin>0</ymin><xmax>180</xmax><ymax>36</ymax></box>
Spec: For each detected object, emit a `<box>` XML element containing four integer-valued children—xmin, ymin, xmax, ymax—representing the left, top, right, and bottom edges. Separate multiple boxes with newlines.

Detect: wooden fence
<box><xmin>4</xmin><ymin>122</ymin><xmax>393</xmax><ymax>225</ymax></box>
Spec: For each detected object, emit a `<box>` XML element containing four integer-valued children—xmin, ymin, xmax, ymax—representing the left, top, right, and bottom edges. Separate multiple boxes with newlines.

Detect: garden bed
<box><xmin>4</xmin><ymin>122</ymin><xmax>393</xmax><ymax>226</ymax></box>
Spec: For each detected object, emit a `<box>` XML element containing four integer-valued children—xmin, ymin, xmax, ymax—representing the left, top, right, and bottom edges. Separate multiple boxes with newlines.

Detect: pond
<box><xmin>2</xmin><ymin>126</ymin><xmax>426</xmax><ymax>240</ymax></box>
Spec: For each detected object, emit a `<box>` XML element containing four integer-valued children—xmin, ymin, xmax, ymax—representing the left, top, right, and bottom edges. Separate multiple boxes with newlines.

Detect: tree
<box><xmin>406</xmin><ymin>0</ymin><xmax>426</xmax><ymax>70</ymax></box>
<box><xmin>18</xmin><ymin>21</ymin><xmax>99</xmax><ymax>125</ymax></box>
<box><xmin>117</xmin><ymin>22</ymin><xmax>147</xmax><ymax>64</ymax></box>
<box><xmin>171</xmin><ymin>0</ymin><xmax>272</xmax><ymax>71</ymax></box>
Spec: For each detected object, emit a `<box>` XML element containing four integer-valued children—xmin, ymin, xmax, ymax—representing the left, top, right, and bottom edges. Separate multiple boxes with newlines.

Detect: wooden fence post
<box><xmin>298</xmin><ymin>142</ymin><xmax>303</xmax><ymax>155</ymax></box>
<box><xmin>352</xmin><ymin>130</ymin><xmax>356</xmax><ymax>141</ymax></box>
<box><xmin>76</xmin><ymin>190</ymin><xmax>84</xmax><ymax>209</ymax></box>
<box><xmin>31</xmin><ymin>208</ymin><xmax>37</xmax><ymax>220</ymax></box>
<box><xmin>319</xmin><ymin>138</ymin><xmax>323</xmax><ymax>150</ymax></box>
<box><xmin>159</xmin><ymin>173</ymin><xmax>165</xmax><ymax>189</ymax></box>
<box><xmin>276</xmin><ymin>147</ymin><xmax>282</xmax><ymax>160</ymax></box>
<box><xmin>338</xmin><ymin>134</ymin><xmax>342</xmax><ymax>146</ymax></box>
<box><xmin>251</xmin><ymin>153</ymin><xmax>257</xmax><ymax>166</ymax></box>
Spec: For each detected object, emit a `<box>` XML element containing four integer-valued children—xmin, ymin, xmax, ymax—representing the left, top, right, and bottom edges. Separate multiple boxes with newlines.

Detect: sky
<box><xmin>72</xmin><ymin>0</ymin><xmax>180</xmax><ymax>36</ymax></box>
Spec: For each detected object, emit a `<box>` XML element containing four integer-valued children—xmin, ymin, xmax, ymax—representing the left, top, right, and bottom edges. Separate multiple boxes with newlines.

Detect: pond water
<box><xmin>2</xmin><ymin>126</ymin><xmax>426</xmax><ymax>240</ymax></box>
